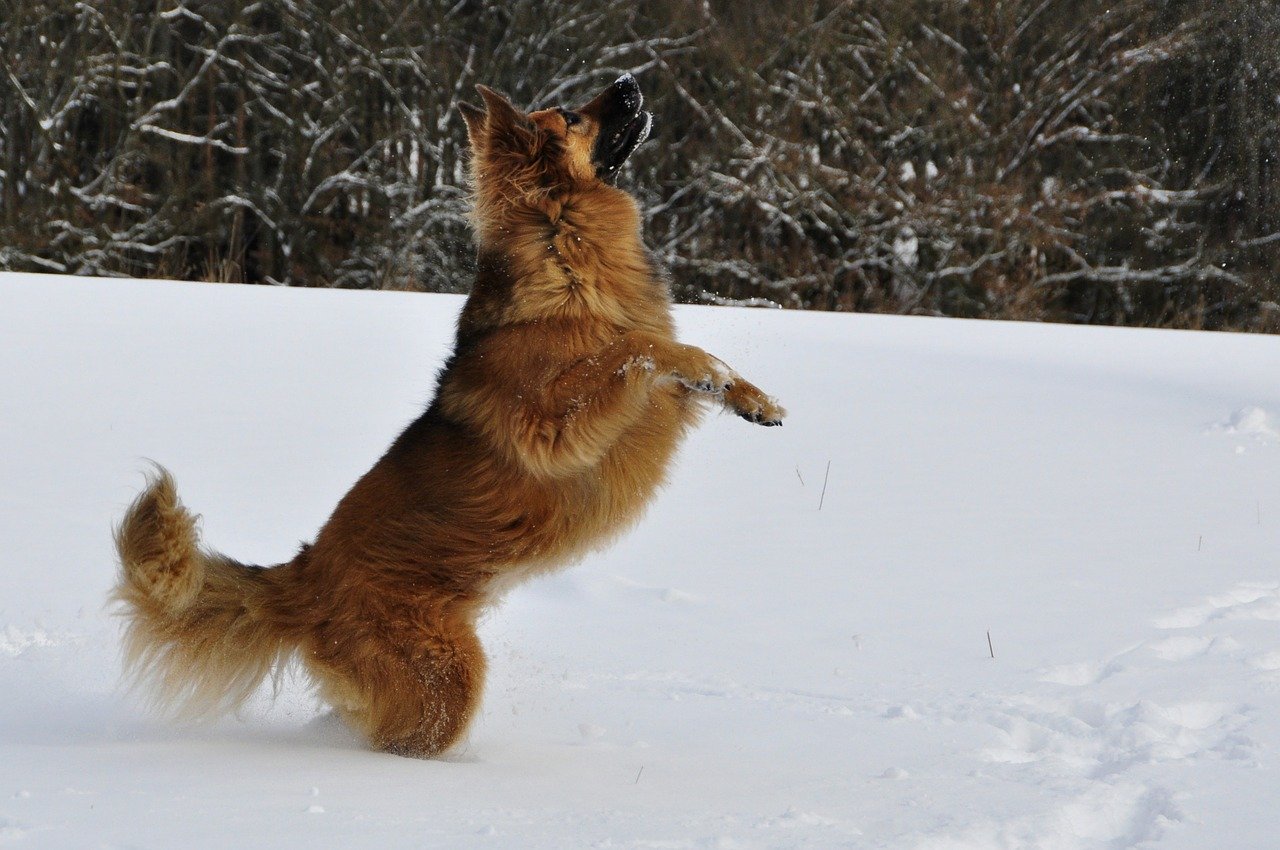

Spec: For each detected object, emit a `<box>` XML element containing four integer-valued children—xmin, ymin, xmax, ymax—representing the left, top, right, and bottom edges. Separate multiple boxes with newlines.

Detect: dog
<box><xmin>114</xmin><ymin>74</ymin><xmax>785</xmax><ymax>758</ymax></box>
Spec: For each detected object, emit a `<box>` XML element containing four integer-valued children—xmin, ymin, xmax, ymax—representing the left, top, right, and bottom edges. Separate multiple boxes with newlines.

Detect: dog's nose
<box><xmin>613</xmin><ymin>73</ymin><xmax>642</xmax><ymax>111</ymax></box>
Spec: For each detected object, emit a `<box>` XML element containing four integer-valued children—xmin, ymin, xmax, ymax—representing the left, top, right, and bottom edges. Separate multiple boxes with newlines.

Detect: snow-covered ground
<box><xmin>2</xmin><ymin>271</ymin><xmax>1279</xmax><ymax>849</ymax></box>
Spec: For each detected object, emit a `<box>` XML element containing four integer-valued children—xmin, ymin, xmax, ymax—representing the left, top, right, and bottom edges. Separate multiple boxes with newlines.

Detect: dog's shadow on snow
<box><xmin>4</xmin><ymin>696</ymin><xmax>485</xmax><ymax>763</ymax></box>
<box><xmin>0</xmin><ymin>666</ymin><xmax>373</xmax><ymax>756</ymax></box>
<box><xmin>0</xmin><ymin>651</ymin><xmax>487</xmax><ymax>762</ymax></box>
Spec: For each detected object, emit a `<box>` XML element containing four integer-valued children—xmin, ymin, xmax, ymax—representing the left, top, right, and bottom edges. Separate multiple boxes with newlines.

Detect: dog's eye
<box><xmin>559</xmin><ymin>109</ymin><xmax>582</xmax><ymax>127</ymax></box>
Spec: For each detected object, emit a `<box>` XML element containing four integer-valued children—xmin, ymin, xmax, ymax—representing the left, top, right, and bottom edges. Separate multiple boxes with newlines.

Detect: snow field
<box><xmin>1</xmin><ymin>272</ymin><xmax>1279</xmax><ymax>848</ymax></box>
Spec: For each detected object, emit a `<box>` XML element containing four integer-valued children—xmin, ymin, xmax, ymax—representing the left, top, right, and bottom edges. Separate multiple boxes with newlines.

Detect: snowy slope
<box><xmin>1</xmin><ymin>271</ymin><xmax>1279</xmax><ymax>849</ymax></box>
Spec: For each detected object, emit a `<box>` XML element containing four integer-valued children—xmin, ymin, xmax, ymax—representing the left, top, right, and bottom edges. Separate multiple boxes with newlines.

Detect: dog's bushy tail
<box><xmin>113</xmin><ymin>467</ymin><xmax>303</xmax><ymax>718</ymax></box>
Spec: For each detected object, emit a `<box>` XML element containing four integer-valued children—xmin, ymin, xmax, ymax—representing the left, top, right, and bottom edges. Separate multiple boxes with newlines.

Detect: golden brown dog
<box><xmin>114</xmin><ymin>75</ymin><xmax>784</xmax><ymax>758</ymax></box>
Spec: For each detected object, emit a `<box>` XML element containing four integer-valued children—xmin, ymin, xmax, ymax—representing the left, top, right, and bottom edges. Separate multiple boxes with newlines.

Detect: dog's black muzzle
<box><xmin>586</xmin><ymin>74</ymin><xmax>653</xmax><ymax>180</ymax></box>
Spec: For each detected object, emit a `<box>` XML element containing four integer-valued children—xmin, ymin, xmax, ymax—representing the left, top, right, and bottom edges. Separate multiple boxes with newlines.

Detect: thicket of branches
<box><xmin>2</xmin><ymin>0</ymin><xmax>1277</xmax><ymax>329</ymax></box>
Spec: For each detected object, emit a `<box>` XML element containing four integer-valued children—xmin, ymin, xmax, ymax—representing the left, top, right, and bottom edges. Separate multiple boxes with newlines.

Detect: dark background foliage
<box><xmin>1</xmin><ymin>0</ymin><xmax>1277</xmax><ymax>329</ymax></box>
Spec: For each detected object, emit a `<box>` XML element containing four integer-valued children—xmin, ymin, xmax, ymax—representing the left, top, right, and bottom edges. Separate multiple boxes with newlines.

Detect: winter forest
<box><xmin>1</xmin><ymin>0</ymin><xmax>1278</xmax><ymax>331</ymax></box>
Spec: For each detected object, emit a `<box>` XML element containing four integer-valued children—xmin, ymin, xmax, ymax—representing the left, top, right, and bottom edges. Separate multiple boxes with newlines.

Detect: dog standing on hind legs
<box><xmin>114</xmin><ymin>74</ymin><xmax>785</xmax><ymax>758</ymax></box>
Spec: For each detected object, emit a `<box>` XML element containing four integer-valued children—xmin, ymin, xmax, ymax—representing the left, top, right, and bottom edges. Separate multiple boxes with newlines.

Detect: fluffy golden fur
<box><xmin>114</xmin><ymin>76</ymin><xmax>784</xmax><ymax>758</ymax></box>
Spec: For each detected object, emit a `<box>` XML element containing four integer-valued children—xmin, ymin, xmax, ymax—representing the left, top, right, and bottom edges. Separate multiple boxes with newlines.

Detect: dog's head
<box><xmin>460</xmin><ymin>74</ymin><xmax>653</xmax><ymax>200</ymax></box>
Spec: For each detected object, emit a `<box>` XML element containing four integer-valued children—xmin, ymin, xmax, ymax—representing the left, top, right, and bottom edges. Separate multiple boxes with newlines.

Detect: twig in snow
<box><xmin>987</xmin><ymin>630</ymin><xmax>995</xmax><ymax>659</ymax></box>
<box><xmin>634</xmin><ymin>766</ymin><xmax>644</xmax><ymax>784</ymax></box>
<box><xmin>795</xmin><ymin>466</ymin><xmax>805</xmax><ymax>487</ymax></box>
<box><xmin>818</xmin><ymin>460</ymin><xmax>831</xmax><ymax>511</ymax></box>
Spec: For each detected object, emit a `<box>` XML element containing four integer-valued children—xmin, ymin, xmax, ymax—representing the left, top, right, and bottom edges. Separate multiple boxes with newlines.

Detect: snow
<box><xmin>893</xmin><ymin>227</ymin><xmax>919</xmax><ymax>268</ymax></box>
<box><xmin>1211</xmin><ymin>406</ymin><xmax>1280</xmax><ymax>443</ymax></box>
<box><xmin>2</xmin><ymin>271</ymin><xmax>1280</xmax><ymax>848</ymax></box>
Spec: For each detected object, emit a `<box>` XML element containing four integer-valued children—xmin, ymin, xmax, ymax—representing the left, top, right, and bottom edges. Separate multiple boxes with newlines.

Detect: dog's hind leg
<box><xmin>307</xmin><ymin>603</ymin><xmax>487</xmax><ymax>758</ymax></box>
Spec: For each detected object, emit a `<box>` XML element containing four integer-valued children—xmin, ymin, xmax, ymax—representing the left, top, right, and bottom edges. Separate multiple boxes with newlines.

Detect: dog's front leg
<box><xmin>527</xmin><ymin>332</ymin><xmax>723</xmax><ymax>475</ymax></box>
<box><xmin>587</xmin><ymin>335</ymin><xmax>786</xmax><ymax>428</ymax></box>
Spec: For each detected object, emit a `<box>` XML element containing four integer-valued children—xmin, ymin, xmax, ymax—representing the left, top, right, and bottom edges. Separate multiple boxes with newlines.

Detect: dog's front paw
<box><xmin>723</xmin><ymin>379</ymin><xmax>785</xmax><ymax>427</ymax></box>
<box><xmin>676</xmin><ymin>360</ymin><xmax>734</xmax><ymax>395</ymax></box>
<box><xmin>656</xmin><ymin>345</ymin><xmax>734</xmax><ymax>395</ymax></box>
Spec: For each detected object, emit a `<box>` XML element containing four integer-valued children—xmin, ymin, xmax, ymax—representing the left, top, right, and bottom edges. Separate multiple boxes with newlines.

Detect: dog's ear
<box><xmin>474</xmin><ymin>84</ymin><xmax>527</xmax><ymax>133</ymax></box>
<box><xmin>458</xmin><ymin>100</ymin><xmax>486</xmax><ymax>145</ymax></box>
